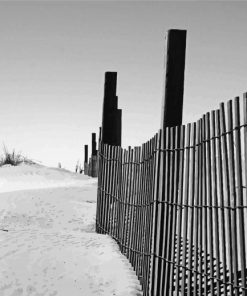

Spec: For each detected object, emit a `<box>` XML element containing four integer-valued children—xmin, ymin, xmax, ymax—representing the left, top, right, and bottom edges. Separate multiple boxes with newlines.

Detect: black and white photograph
<box><xmin>0</xmin><ymin>1</ymin><xmax>247</xmax><ymax>295</ymax></box>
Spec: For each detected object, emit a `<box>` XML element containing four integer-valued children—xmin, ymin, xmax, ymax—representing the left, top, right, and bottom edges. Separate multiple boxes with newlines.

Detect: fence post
<box><xmin>160</xmin><ymin>29</ymin><xmax>187</xmax><ymax>130</ymax></box>
<box><xmin>84</xmin><ymin>144</ymin><xmax>88</xmax><ymax>175</ymax></box>
<box><xmin>102</xmin><ymin>72</ymin><xmax>122</xmax><ymax>146</ymax></box>
<box><xmin>91</xmin><ymin>132</ymin><xmax>97</xmax><ymax>177</ymax></box>
<box><xmin>92</xmin><ymin>133</ymin><xmax>96</xmax><ymax>156</ymax></box>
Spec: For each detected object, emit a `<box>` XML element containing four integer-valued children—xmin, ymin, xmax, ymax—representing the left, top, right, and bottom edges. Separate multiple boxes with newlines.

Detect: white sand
<box><xmin>0</xmin><ymin>164</ymin><xmax>142</xmax><ymax>296</ymax></box>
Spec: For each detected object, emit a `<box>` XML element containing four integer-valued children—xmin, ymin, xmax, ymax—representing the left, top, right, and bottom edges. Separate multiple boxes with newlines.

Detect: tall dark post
<box><xmin>84</xmin><ymin>145</ymin><xmax>88</xmax><ymax>175</ymax></box>
<box><xmin>92</xmin><ymin>133</ymin><xmax>97</xmax><ymax>156</ymax></box>
<box><xmin>102</xmin><ymin>72</ymin><xmax>122</xmax><ymax>146</ymax></box>
<box><xmin>115</xmin><ymin>108</ymin><xmax>122</xmax><ymax>146</ymax></box>
<box><xmin>161</xmin><ymin>29</ymin><xmax>187</xmax><ymax>129</ymax></box>
<box><xmin>99</xmin><ymin>127</ymin><xmax>102</xmax><ymax>142</ymax></box>
<box><xmin>89</xmin><ymin>132</ymin><xmax>97</xmax><ymax>177</ymax></box>
<box><xmin>84</xmin><ymin>145</ymin><xmax>88</xmax><ymax>163</ymax></box>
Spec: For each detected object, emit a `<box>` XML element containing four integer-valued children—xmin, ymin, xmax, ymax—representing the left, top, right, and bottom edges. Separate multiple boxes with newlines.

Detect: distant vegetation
<box><xmin>0</xmin><ymin>145</ymin><xmax>35</xmax><ymax>166</ymax></box>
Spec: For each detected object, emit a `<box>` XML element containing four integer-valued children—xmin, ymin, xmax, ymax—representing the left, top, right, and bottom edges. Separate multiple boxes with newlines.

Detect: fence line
<box><xmin>96</xmin><ymin>94</ymin><xmax>247</xmax><ymax>296</ymax></box>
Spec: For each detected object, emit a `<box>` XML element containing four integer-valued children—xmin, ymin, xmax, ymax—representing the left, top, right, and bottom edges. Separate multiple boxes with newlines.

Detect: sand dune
<box><xmin>0</xmin><ymin>164</ymin><xmax>142</xmax><ymax>296</ymax></box>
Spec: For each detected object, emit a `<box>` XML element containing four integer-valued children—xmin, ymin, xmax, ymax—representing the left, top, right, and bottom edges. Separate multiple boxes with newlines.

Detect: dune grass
<box><xmin>0</xmin><ymin>145</ymin><xmax>35</xmax><ymax>166</ymax></box>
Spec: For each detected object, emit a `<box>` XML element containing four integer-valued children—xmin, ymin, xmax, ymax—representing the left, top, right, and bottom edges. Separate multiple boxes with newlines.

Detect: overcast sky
<box><xmin>0</xmin><ymin>1</ymin><xmax>247</xmax><ymax>170</ymax></box>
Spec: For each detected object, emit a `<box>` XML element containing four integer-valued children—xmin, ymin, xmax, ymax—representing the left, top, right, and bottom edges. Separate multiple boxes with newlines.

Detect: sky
<box><xmin>0</xmin><ymin>1</ymin><xmax>247</xmax><ymax>170</ymax></box>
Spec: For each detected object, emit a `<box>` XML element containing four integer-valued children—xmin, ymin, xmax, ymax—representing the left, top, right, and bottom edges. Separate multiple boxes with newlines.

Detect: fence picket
<box><xmin>181</xmin><ymin>123</ymin><xmax>191</xmax><ymax>294</ymax></box>
<box><xmin>193</xmin><ymin>120</ymin><xmax>201</xmax><ymax>296</ymax></box>
<box><xmin>137</xmin><ymin>144</ymin><xmax>146</xmax><ymax>284</ymax></box>
<box><xmin>235</xmin><ymin>96</ymin><xmax>247</xmax><ymax>296</ymax></box>
<box><xmin>122</xmin><ymin>148</ymin><xmax>132</xmax><ymax>254</ymax></box>
<box><xmin>143</xmin><ymin>139</ymin><xmax>152</xmax><ymax>294</ymax></box>
<box><xmin>132</xmin><ymin>146</ymin><xmax>142</xmax><ymax>271</ymax></box>
<box><xmin>211</xmin><ymin>110</ymin><xmax>221</xmax><ymax>295</ymax></box>
<box><xmin>100</xmin><ymin>144</ymin><xmax>108</xmax><ymax>234</ymax></box>
<box><xmin>216</xmin><ymin>109</ymin><xmax>228</xmax><ymax>295</ymax></box>
<box><xmin>143</xmin><ymin>140</ymin><xmax>152</xmax><ymax>295</ymax></box>
<box><xmin>96</xmin><ymin>141</ymin><xmax>102</xmax><ymax>233</ymax></box>
<box><xmin>202</xmin><ymin>115</ymin><xmax>208</xmax><ymax>294</ymax></box>
<box><xmin>116</xmin><ymin>146</ymin><xmax>123</xmax><ymax>243</ymax></box>
<box><xmin>242</xmin><ymin>93</ymin><xmax>247</xmax><ymax>295</ymax></box>
<box><xmin>168</xmin><ymin>126</ymin><xmax>181</xmax><ymax>294</ymax></box>
<box><xmin>161</xmin><ymin>127</ymin><xmax>172</xmax><ymax>294</ymax></box>
<box><xmin>186</xmin><ymin>122</ymin><xmax>196</xmax><ymax>295</ymax></box>
<box><xmin>108</xmin><ymin>146</ymin><xmax>118</xmax><ymax>237</ymax></box>
<box><xmin>147</xmin><ymin>134</ymin><xmax>159</xmax><ymax>294</ymax></box>
<box><xmin>227</xmin><ymin>100</ymin><xmax>239</xmax><ymax>295</ymax></box>
<box><xmin>174</xmin><ymin>125</ymin><xmax>185</xmax><ymax>295</ymax></box>
<box><xmin>119</xmin><ymin>149</ymin><xmax>128</xmax><ymax>252</ymax></box>
<box><xmin>150</xmin><ymin>130</ymin><xmax>162</xmax><ymax>296</ymax></box>
<box><xmin>140</xmin><ymin>142</ymin><xmax>147</xmax><ymax>291</ymax></box>
<box><xmin>128</xmin><ymin>146</ymin><xmax>138</xmax><ymax>265</ymax></box>
<box><xmin>220</xmin><ymin>102</ymin><xmax>234</xmax><ymax>295</ymax></box>
<box><xmin>114</xmin><ymin>146</ymin><xmax>121</xmax><ymax>241</ymax></box>
<box><xmin>125</xmin><ymin>148</ymin><xmax>134</xmax><ymax>258</ymax></box>
<box><xmin>205</xmin><ymin>112</ymin><xmax>215</xmax><ymax>294</ymax></box>
<box><xmin>105</xmin><ymin>145</ymin><xmax>113</xmax><ymax>234</ymax></box>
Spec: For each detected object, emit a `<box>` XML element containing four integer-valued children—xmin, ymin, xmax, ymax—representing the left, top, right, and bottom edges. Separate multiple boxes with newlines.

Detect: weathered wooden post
<box><xmin>99</xmin><ymin>127</ymin><xmax>102</xmax><ymax>142</ymax></box>
<box><xmin>91</xmin><ymin>132</ymin><xmax>98</xmax><ymax>177</ymax></box>
<box><xmin>161</xmin><ymin>29</ymin><xmax>187</xmax><ymax>129</ymax></box>
<box><xmin>115</xmin><ymin>108</ymin><xmax>122</xmax><ymax>146</ymax></box>
<box><xmin>102</xmin><ymin>72</ymin><xmax>122</xmax><ymax>146</ymax></box>
<box><xmin>150</xmin><ymin>29</ymin><xmax>187</xmax><ymax>296</ymax></box>
<box><xmin>92</xmin><ymin>133</ymin><xmax>97</xmax><ymax>156</ymax></box>
<box><xmin>84</xmin><ymin>145</ymin><xmax>88</xmax><ymax>175</ymax></box>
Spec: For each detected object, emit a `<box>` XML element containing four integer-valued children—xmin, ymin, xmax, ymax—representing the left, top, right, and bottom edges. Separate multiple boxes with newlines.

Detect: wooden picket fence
<box><xmin>96</xmin><ymin>94</ymin><xmax>247</xmax><ymax>296</ymax></box>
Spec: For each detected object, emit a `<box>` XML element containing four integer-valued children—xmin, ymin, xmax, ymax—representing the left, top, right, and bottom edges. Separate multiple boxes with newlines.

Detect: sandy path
<box><xmin>0</xmin><ymin>176</ymin><xmax>142</xmax><ymax>296</ymax></box>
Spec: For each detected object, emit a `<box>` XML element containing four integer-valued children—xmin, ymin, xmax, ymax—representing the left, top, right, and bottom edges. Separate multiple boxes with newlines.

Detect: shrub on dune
<box><xmin>0</xmin><ymin>145</ymin><xmax>35</xmax><ymax>166</ymax></box>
